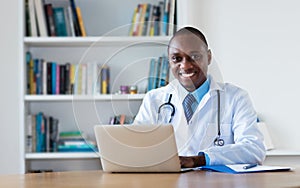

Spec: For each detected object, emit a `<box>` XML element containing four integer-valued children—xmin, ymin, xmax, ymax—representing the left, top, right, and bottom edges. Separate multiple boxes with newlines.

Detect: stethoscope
<box><xmin>157</xmin><ymin>90</ymin><xmax>225</xmax><ymax>147</ymax></box>
<box><xmin>213</xmin><ymin>90</ymin><xmax>224</xmax><ymax>146</ymax></box>
<box><xmin>157</xmin><ymin>94</ymin><xmax>175</xmax><ymax>123</ymax></box>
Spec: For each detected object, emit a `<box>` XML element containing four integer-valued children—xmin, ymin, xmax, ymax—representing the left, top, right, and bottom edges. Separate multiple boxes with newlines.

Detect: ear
<box><xmin>207</xmin><ymin>49</ymin><xmax>212</xmax><ymax>65</ymax></box>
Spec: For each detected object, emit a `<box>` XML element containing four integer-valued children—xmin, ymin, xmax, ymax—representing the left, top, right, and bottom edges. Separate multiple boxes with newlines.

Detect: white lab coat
<box><xmin>134</xmin><ymin>76</ymin><xmax>266</xmax><ymax>165</ymax></box>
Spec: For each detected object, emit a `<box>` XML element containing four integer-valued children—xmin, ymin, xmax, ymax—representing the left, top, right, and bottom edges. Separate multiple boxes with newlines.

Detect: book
<box><xmin>64</xmin><ymin>63</ymin><xmax>71</xmax><ymax>94</ymax></box>
<box><xmin>35</xmin><ymin>112</ymin><xmax>44</xmax><ymax>152</ymax></box>
<box><xmin>66</xmin><ymin>5</ymin><xmax>76</xmax><ymax>36</ymax></box>
<box><xmin>42</xmin><ymin>59</ymin><xmax>47</xmax><ymax>95</ymax></box>
<box><xmin>49</xmin><ymin>117</ymin><xmax>59</xmax><ymax>152</ymax></box>
<box><xmin>199</xmin><ymin>164</ymin><xmax>292</xmax><ymax>174</ymax></box>
<box><xmin>81</xmin><ymin>63</ymin><xmax>87</xmax><ymax>94</ymax></box>
<box><xmin>70</xmin><ymin>64</ymin><xmax>75</xmax><ymax>94</ymax></box>
<box><xmin>129</xmin><ymin>6</ymin><xmax>138</xmax><ymax>36</ymax></box>
<box><xmin>46</xmin><ymin>62</ymin><xmax>52</xmax><ymax>94</ymax></box>
<box><xmin>157</xmin><ymin>55</ymin><xmax>169</xmax><ymax>87</ymax></box>
<box><xmin>161</xmin><ymin>0</ymin><xmax>169</xmax><ymax>36</ymax></box>
<box><xmin>26</xmin><ymin>52</ymin><xmax>32</xmax><ymax>94</ymax></box>
<box><xmin>69</xmin><ymin>0</ymin><xmax>82</xmax><ymax>36</ymax></box>
<box><xmin>59</xmin><ymin>64</ymin><xmax>65</xmax><ymax>94</ymax></box>
<box><xmin>147</xmin><ymin>58</ymin><xmax>156</xmax><ymax>91</ymax></box>
<box><xmin>100</xmin><ymin>65</ymin><xmax>110</xmax><ymax>94</ymax></box>
<box><xmin>28</xmin><ymin>0</ymin><xmax>38</xmax><ymax>36</ymax></box>
<box><xmin>26</xmin><ymin>115</ymin><xmax>33</xmax><ymax>153</ymax></box>
<box><xmin>76</xmin><ymin>7</ymin><xmax>86</xmax><ymax>37</ymax></box>
<box><xmin>168</xmin><ymin>0</ymin><xmax>176</xmax><ymax>35</ymax></box>
<box><xmin>44</xmin><ymin>3</ymin><xmax>56</xmax><ymax>36</ymax></box>
<box><xmin>56</xmin><ymin>63</ymin><xmax>60</xmax><ymax>94</ymax></box>
<box><xmin>53</xmin><ymin>7</ymin><xmax>68</xmax><ymax>36</ymax></box>
<box><xmin>34</xmin><ymin>0</ymin><xmax>48</xmax><ymax>36</ymax></box>
<box><xmin>51</xmin><ymin>62</ymin><xmax>57</xmax><ymax>94</ymax></box>
<box><xmin>31</xmin><ymin>114</ymin><xmax>36</xmax><ymax>152</ymax></box>
<box><xmin>34</xmin><ymin>59</ymin><xmax>42</xmax><ymax>94</ymax></box>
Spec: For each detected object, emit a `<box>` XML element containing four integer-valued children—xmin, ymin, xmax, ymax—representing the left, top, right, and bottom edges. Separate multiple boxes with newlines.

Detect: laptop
<box><xmin>94</xmin><ymin>124</ymin><xmax>188</xmax><ymax>172</ymax></box>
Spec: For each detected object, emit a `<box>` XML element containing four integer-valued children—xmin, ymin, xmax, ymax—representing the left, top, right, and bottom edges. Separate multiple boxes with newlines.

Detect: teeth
<box><xmin>181</xmin><ymin>72</ymin><xmax>194</xmax><ymax>78</ymax></box>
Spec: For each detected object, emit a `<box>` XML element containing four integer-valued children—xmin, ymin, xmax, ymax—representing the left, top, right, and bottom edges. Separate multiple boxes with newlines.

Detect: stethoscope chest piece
<box><xmin>214</xmin><ymin>136</ymin><xmax>225</xmax><ymax>146</ymax></box>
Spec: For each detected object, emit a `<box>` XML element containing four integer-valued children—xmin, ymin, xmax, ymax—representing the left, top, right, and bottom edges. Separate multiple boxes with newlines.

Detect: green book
<box><xmin>53</xmin><ymin>7</ymin><xmax>68</xmax><ymax>36</ymax></box>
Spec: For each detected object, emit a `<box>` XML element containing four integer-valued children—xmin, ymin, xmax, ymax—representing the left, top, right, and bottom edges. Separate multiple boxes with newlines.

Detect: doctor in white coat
<box><xmin>133</xmin><ymin>26</ymin><xmax>266</xmax><ymax>168</ymax></box>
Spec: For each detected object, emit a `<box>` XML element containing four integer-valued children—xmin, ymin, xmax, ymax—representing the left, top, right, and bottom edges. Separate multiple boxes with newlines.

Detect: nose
<box><xmin>180</xmin><ymin>56</ymin><xmax>194</xmax><ymax>68</ymax></box>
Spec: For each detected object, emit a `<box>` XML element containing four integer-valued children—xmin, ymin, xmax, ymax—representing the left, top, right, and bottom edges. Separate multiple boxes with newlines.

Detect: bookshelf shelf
<box><xmin>25</xmin><ymin>152</ymin><xmax>99</xmax><ymax>159</ymax></box>
<box><xmin>24</xmin><ymin>36</ymin><xmax>171</xmax><ymax>47</ymax></box>
<box><xmin>25</xmin><ymin>94</ymin><xmax>146</xmax><ymax>101</ymax></box>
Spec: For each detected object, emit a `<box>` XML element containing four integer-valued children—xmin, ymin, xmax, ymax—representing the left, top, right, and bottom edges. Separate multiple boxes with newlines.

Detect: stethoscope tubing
<box><xmin>157</xmin><ymin>90</ymin><xmax>224</xmax><ymax>146</ymax></box>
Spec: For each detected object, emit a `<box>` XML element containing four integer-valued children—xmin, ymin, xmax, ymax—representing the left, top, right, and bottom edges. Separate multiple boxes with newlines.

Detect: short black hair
<box><xmin>169</xmin><ymin>26</ymin><xmax>208</xmax><ymax>47</ymax></box>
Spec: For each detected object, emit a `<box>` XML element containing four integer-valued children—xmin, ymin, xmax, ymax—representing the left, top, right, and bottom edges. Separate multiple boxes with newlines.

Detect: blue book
<box><xmin>69</xmin><ymin>0</ymin><xmax>81</xmax><ymax>36</ymax></box>
<box><xmin>53</xmin><ymin>7</ymin><xmax>68</xmax><ymax>36</ymax></box>
<box><xmin>34</xmin><ymin>59</ymin><xmax>42</xmax><ymax>95</ymax></box>
<box><xmin>158</xmin><ymin>55</ymin><xmax>169</xmax><ymax>87</ymax></box>
<box><xmin>147</xmin><ymin>58</ymin><xmax>156</xmax><ymax>91</ymax></box>
<box><xmin>51</xmin><ymin>62</ymin><xmax>57</xmax><ymax>94</ymax></box>
<box><xmin>35</xmin><ymin>112</ymin><xmax>44</xmax><ymax>152</ymax></box>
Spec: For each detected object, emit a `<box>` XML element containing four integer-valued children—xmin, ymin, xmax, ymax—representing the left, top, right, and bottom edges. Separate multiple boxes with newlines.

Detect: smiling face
<box><xmin>168</xmin><ymin>32</ymin><xmax>212</xmax><ymax>92</ymax></box>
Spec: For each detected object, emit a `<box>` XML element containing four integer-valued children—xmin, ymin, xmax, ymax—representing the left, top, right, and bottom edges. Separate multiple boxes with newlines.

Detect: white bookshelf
<box><xmin>22</xmin><ymin>0</ymin><xmax>174</xmax><ymax>172</ymax></box>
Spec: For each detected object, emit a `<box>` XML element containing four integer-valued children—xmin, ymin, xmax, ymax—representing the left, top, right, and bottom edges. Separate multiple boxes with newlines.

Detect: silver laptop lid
<box><xmin>94</xmin><ymin>124</ymin><xmax>181</xmax><ymax>172</ymax></box>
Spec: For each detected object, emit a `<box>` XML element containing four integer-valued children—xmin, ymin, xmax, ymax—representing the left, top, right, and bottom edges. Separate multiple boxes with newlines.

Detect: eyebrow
<box><xmin>169</xmin><ymin>50</ymin><xmax>203</xmax><ymax>56</ymax></box>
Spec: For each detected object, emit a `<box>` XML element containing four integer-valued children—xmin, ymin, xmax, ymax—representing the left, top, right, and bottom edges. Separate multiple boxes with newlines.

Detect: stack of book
<box><xmin>129</xmin><ymin>0</ymin><xmax>176</xmax><ymax>36</ymax></box>
<box><xmin>26</xmin><ymin>112</ymin><xmax>59</xmax><ymax>153</ymax></box>
<box><xmin>57</xmin><ymin>131</ymin><xmax>96</xmax><ymax>152</ymax></box>
<box><xmin>25</xmin><ymin>0</ymin><xmax>86</xmax><ymax>37</ymax></box>
<box><xmin>147</xmin><ymin>55</ymin><xmax>170</xmax><ymax>91</ymax></box>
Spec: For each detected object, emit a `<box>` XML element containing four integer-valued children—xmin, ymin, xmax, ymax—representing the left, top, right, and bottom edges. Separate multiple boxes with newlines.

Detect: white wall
<box><xmin>0</xmin><ymin>0</ymin><xmax>23</xmax><ymax>174</ymax></box>
<box><xmin>178</xmin><ymin>0</ymin><xmax>300</xmax><ymax>151</ymax></box>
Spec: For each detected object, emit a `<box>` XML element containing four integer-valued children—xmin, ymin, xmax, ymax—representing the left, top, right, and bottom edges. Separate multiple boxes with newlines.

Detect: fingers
<box><xmin>179</xmin><ymin>156</ymin><xmax>194</xmax><ymax>168</ymax></box>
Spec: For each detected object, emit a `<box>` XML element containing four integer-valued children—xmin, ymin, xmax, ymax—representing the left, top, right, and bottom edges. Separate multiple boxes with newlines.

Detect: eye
<box><xmin>170</xmin><ymin>55</ymin><xmax>182</xmax><ymax>63</ymax></box>
<box><xmin>190</xmin><ymin>54</ymin><xmax>201</xmax><ymax>61</ymax></box>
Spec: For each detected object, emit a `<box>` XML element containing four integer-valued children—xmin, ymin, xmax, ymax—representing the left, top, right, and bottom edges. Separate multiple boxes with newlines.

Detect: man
<box><xmin>134</xmin><ymin>26</ymin><xmax>266</xmax><ymax>168</ymax></box>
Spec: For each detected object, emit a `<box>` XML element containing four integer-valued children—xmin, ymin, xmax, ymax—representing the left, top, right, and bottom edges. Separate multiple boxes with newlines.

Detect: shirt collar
<box><xmin>191</xmin><ymin>78</ymin><xmax>210</xmax><ymax>103</ymax></box>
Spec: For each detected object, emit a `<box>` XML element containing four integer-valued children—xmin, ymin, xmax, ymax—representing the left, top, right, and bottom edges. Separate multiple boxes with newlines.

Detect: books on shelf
<box><xmin>26</xmin><ymin>112</ymin><xmax>59</xmax><ymax>153</ymax></box>
<box><xmin>129</xmin><ymin>0</ymin><xmax>176</xmax><ymax>36</ymax></box>
<box><xmin>26</xmin><ymin>52</ymin><xmax>102</xmax><ymax>95</ymax></box>
<box><xmin>58</xmin><ymin>131</ymin><xmax>96</xmax><ymax>152</ymax></box>
<box><xmin>147</xmin><ymin>54</ymin><xmax>169</xmax><ymax>91</ymax></box>
<box><xmin>26</xmin><ymin>0</ymin><xmax>86</xmax><ymax>37</ymax></box>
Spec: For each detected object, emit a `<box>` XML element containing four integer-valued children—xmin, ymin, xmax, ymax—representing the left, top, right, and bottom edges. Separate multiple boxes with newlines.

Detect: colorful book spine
<box><xmin>100</xmin><ymin>65</ymin><xmax>110</xmax><ymax>94</ymax></box>
<box><xmin>44</xmin><ymin>3</ymin><xmax>56</xmax><ymax>36</ymax></box>
<box><xmin>76</xmin><ymin>7</ymin><xmax>86</xmax><ymax>37</ymax></box>
<box><xmin>51</xmin><ymin>62</ymin><xmax>57</xmax><ymax>94</ymax></box>
<box><xmin>53</xmin><ymin>7</ymin><xmax>68</xmax><ymax>36</ymax></box>
<box><xmin>69</xmin><ymin>0</ymin><xmax>82</xmax><ymax>36</ymax></box>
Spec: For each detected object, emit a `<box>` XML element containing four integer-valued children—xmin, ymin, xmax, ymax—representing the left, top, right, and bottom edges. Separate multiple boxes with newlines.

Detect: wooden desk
<box><xmin>1</xmin><ymin>169</ymin><xmax>300</xmax><ymax>188</ymax></box>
